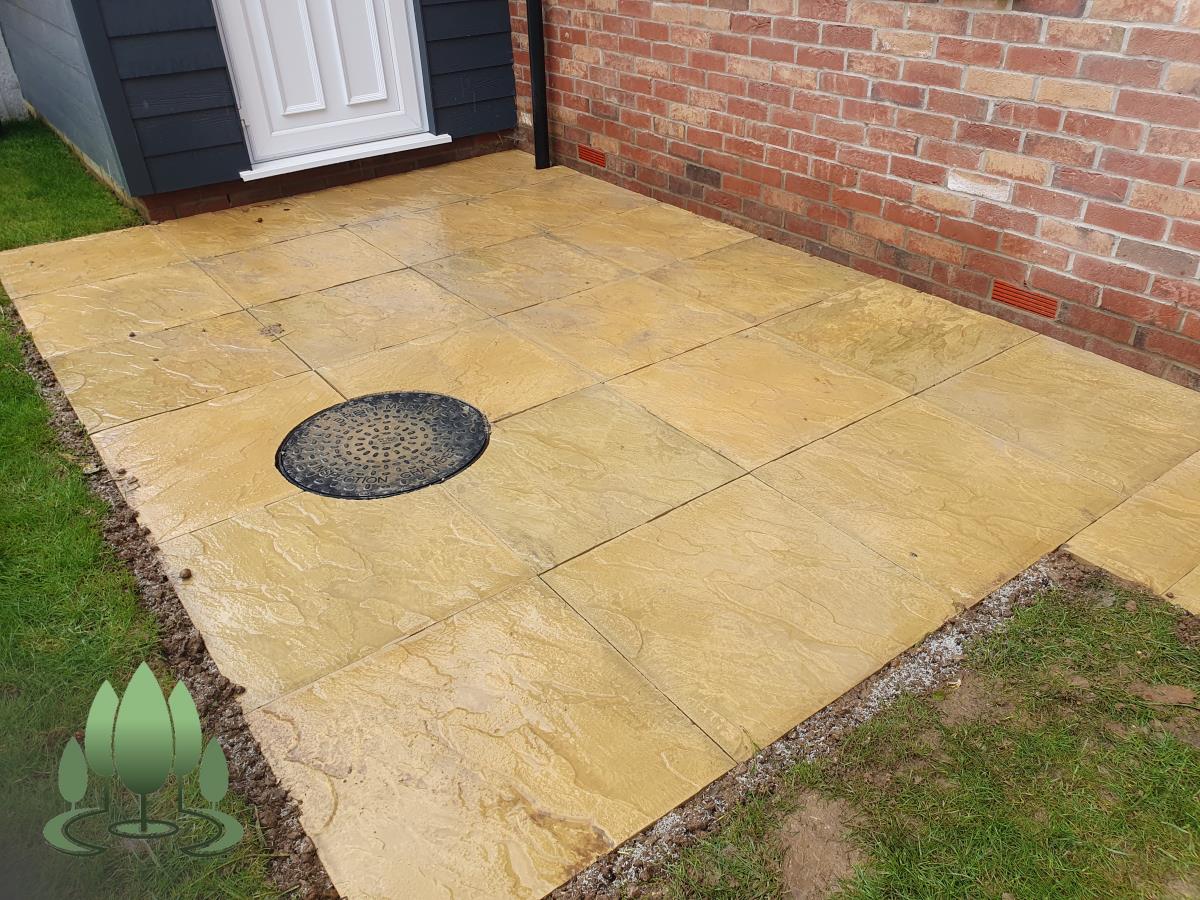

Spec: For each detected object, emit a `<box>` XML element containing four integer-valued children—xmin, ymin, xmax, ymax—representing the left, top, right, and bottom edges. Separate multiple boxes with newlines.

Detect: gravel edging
<box><xmin>552</xmin><ymin>553</ymin><xmax>1093</xmax><ymax>899</ymax></box>
<box><xmin>2</xmin><ymin>303</ymin><xmax>338</xmax><ymax>899</ymax></box>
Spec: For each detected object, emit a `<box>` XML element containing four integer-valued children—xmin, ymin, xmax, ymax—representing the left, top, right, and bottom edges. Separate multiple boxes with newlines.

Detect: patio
<box><xmin>3</xmin><ymin>148</ymin><xmax>1200</xmax><ymax>898</ymax></box>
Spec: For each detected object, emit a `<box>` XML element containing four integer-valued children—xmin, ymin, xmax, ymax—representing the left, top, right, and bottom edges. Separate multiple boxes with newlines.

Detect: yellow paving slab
<box><xmin>156</xmin><ymin>198</ymin><xmax>333</xmax><ymax>258</ymax></box>
<box><xmin>10</xmin><ymin>262</ymin><xmax>241</xmax><ymax>358</ymax></box>
<box><xmin>0</xmin><ymin>226</ymin><xmax>183</xmax><ymax>297</ymax></box>
<box><xmin>765</xmin><ymin>279</ymin><xmax>1031</xmax><ymax>393</ymax></box>
<box><xmin>445</xmin><ymin>385</ymin><xmax>743</xmax><ymax>571</ymax></box>
<box><xmin>349</xmin><ymin>199</ymin><xmax>540</xmax><ymax>265</ymax></box>
<box><xmin>47</xmin><ymin>311</ymin><xmax>307</xmax><ymax>433</ymax></box>
<box><xmin>161</xmin><ymin>487</ymin><xmax>535</xmax><ymax>708</ymax></box>
<box><xmin>249</xmin><ymin>269</ymin><xmax>486</xmax><ymax>368</ymax></box>
<box><xmin>544</xmin><ymin>476</ymin><xmax>955</xmax><ymax>760</ymax></box>
<box><xmin>505</xmin><ymin>275</ymin><xmax>745</xmax><ymax>379</ymax></box>
<box><xmin>294</xmin><ymin>169</ymin><xmax>473</xmax><ymax>224</ymax></box>
<box><xmin>610</xmin><ymin>330</ymin><xmax>905</xmax><ymax>469</ymax></box>
<box><xmin>923</xmin><ymin>336</ymin><xmax>1200</xmax><ymax>496</ymax></box>
<box><xmin>92</xmin><ymin>372</ymin><xmax>342</xmax><ymax>542</ymax></box>
<box><xmin>248</xmin><ymin>579</ymin><xmax>732</xmax><ymax>899</ymax></box>
<box><xmin>199</xmin><ymin>229</ymin><xmax>400</xmax><ymax>306</ymax></box>
<box><xmin>484</xmin><ymin>172</ymin><xmax>656</xmax><ymax>230</ymax></box>
<box><xmin>1067</xmin><ymin>451</ymin><xmax>1200</xmax><ymax>595</ymax></box>
<box><xmin>554</xmin><ymin>202</ymin><xmax>753</xmax><ymax>272</ymax></box>
<box><xmin>428</xmin><ymin>150</ymin><xmax>576</xmax><ymax>194</ymax></box>
<box><xmin>758</xmin><ymin>398</ymin><xmax>1121</xmax><ymax>599</ymax></box>
<box><xmin>647</xmin><ymin>238</ymin><xmax>878</xmax><ymax>323</ymax></box>
<box><xmin>415</xmin><ymin>233</ymin><xmax>630</xmax><ymax>315</ymax></box>
<box><xmin>319</xmin><ymin>318</ymin><xmax>594</xmax><ymax>421</ymax></box>
<box><xmin>1167</xmin><ymin>566</ymin><xmax>1200</xmax><ymax>615</ymax></box>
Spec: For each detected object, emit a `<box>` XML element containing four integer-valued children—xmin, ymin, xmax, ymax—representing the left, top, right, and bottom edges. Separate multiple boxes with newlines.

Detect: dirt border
<box><xmin>551</xmin><ymin>553</ymin><xmax>1110</xmax><ymax>898</ymax></box>
<box><xmin>3</xmin><ymin>303</ymin><xmax>338</xmax><ymax>899</ymax></box>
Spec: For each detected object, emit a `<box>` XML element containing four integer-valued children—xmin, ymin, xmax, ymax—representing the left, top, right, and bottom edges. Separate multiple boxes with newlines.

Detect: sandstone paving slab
<box><xmin>758</xmin><ymin>398</ymin><xmax>1121</xmax><ymax>600</ymax></box>
<box><xmin>923</xmin><ymin>336</ymin><xmax>1200</xmax><ymax>496</ymax></box>
<box><xmin>610</xmin><ymin>329</ymin><xmax>905</xmax><ymax>469</ymax></box>
<box><xmin>504</xmin><ymin>275</ymin><xmax>745</xmax><ymax>380</ymax></box>
<box><xmin>554</xmin><ymin>203</ymin><xmax>752</xmax><ymax>273</ymax></box>
<box><xmin>483</xmin><ymin>172</ymin><xmax>656</xmax><ymax>231</ymax></box>
<box><xmin>544</xmin><ymin>476</ymin><xmax>956</xmax><ymax>760</ymax></box>
<box><xmin>249</xmin><ymin>269</ymin><xmax>486</xmax><ymax>368</ymax></box>
<box><xmin>247</xmin><ymin>579</ymin><xmax>733</xmax><ymax>899</ymax></box>
<box><xmin>349</xmin><ymin>199</ymin><xmax>540</xmax><ymax>266</ymax></box>
<box><xmin>765</xmin><ymin>279</ymin><xmax>1032</xmax><ymax>393</ymax></box>
<box><xmin>646</xmin><ymin>237</ymin><xmax>878</xmax><ymax>324</ymax></box>
<box><xmin>1167</xmin><ymin>566</ymin><xmax>1200</xmax><ymax>616</ymax></box>
<box><xmin>199</xmin><ymin>230</ymin><xmax>400</xmax><ymax>306</ymax></box>
<box><xmin>445</xmin><ymin>385</ymin><xmax>744</xmax><ymax>571</ymax></box>
<box><xmin>11</xmin><ymin>262</ymin><xmax>240</xmax><ymax>357</ymax></box>
<box><xmin>91</xmin><ymin>372</ymin><xmax>342</xmax><ymax>542</ymax></box>
<box><xmin>319</xmin><ymin>318</ymin><xmax>595</xmax><ymax>421</ymax></box>
<box><xmin>0</xmin><ymin>226</ymin><xmax>183</xmax><ymax>297</ymax></box>
<box><xmin>161</xmin><ymin>486</ymin><xmax>535</xmax><ymax>708</ymax></box>
<box><xmin>415</xmin><ymin>233</ymin><xmax>631</xmax><ymax>315</ymax></box>
<box><xmin>156</xmin><ymin>198</ymin><xmax>334</xmax><ymax>258</ymax></box>
<box><xmin>46</xmin><ymin>310</ymin><xmax>308</xmax><ymax>432</ymax></box>
<box><xmin>1067</xmin><ymin>451</ymin><xmax>1200</xmax><ymax>595</ymax></box>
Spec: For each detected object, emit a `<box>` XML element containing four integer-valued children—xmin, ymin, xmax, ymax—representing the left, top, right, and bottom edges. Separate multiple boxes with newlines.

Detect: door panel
<box><xmin>214</xmin><ymin>0</ymin><xmax>428</xmax><ymax>163</ymax></box>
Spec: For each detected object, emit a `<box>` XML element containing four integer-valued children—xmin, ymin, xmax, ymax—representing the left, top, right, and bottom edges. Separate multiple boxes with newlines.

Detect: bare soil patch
<box><xmin>780</xmin><ymin>792</ymin><xmax>860</xmax><ymax>900</ymax></box>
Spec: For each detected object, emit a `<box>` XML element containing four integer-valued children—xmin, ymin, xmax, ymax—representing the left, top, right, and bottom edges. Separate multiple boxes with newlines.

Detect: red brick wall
<box><xmin>509</xmin><ymin>0</ymin><xmax>1200</xmax><ymax>388</ymax></box>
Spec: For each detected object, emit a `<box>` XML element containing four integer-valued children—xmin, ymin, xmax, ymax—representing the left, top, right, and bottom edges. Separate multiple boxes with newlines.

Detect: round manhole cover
<box><xmin>276</xmin><ymin>392</ymin><xmax>489</xmax><ymax>499</ymax></box>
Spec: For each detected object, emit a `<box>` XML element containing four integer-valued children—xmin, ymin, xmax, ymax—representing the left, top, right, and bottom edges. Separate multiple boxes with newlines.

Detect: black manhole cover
<box><xmin>276</xmin><ymin>391</ymin><xmax>489</xmax><ymax>499</ymax></box>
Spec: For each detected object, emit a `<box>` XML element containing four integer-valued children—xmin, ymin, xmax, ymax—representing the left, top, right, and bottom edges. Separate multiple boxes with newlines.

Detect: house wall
<box><xmin>509</xmin><ymin>0</ymin><xmax>1200</xmax><ymax>389</ymax></box>
<box><xmin>0</xmin><ymin>0</ymin><xmax>127</xmax><ymax>190</ymax></box>
<box><xmin>0</xmin><ymin>17</ymin><xmax>27</xmax><ymax>120</ymax></box>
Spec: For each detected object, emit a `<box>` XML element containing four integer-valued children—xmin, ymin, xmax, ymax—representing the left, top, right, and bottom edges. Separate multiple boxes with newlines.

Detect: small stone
<box><xmin>1124</xmin><ymin>600</ymin><xmax>1138</xmax><ymax>612</ymax></box>
<box><xmin>1167</xmin><ymin>592</ymin><xmax>1176</xmax><ymax>599</ymax></box>
<box><xmin>179</xmin><ymin>568</ymin><xmax>193</xmax><ymax>580</ymax></box>
<box><xmin>116</xmin><ymin>467</ymin><xmax>127</xmax><ymax>476</ymax></box>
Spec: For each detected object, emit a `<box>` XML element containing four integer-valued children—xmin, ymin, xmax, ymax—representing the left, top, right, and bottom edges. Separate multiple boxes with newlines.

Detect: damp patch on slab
<box><xmin>276</xmin><ymin>391</ymin><xmax>489</xmax><ymax>499</ymax></box>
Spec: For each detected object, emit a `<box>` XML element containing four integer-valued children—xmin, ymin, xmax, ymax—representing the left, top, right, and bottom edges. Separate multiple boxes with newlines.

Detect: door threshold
<box><xmin>240</xmin><ymin>132</ymin><xmax>453</xmax><ymax>181</ymax></box>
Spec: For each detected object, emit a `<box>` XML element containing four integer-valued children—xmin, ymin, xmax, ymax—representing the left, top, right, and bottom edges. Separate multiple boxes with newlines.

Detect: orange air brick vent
<box><xmin>991</xmin><ymin>281</ymin><xmax>1058</xmax><ymax>318</ymax></box>
<box><xmin>578</xmin><ymin>146</ymin><xmax>606</xmax><ymax>167</ymax></box>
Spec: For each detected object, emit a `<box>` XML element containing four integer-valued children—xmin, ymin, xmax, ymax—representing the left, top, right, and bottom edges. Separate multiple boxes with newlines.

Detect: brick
<box><xmin>1083</xmin><ymin>201</ymin><xmax>1169</xmax><ymax>241</ymax></box>
<box><xmin>795</xmin><ymin>46</ymin><xmax>848</xmax><ymax>69</ymax></box>
<box><xmin>928</xmin><ymin>90</ymin><xmax>989</xmax><ymax>120</ymax></box>
<box><xmin>1080</xmin><ymin>55</ymin><xmax>1164</xmax><ymax>88</ymax></box>
<box><xmin>1130</xmin><ymin>183</ymin><xmax>1200</xmax><ymax>220</ymax></box>
<box><xmin>1186</xmin><ymin>162</ymin><xmax>1200</xmax><ymax>190</ymax></box>
<box><xmin>838</xmin><ymin>145</ymin><xmax>889</xmax><ymax>172</ymax></box>
<box><xmin>878</xmin><ymin>31</ymin><xmax>935</xmax><ymax>58</ymax></box>
<box><xmin>821</xmin><ymin>72</ymin><xmax>870</xmax><ymax>98</ymax></box>
<box><xmin>938</xmin><ymin>37</ymin><xmax>1003</xmax><ymax>68</ymax></box>
<box><xmin>896</xmin><ymin>109</ymin><xmax>956</xmax><ymax>139</ymax></box>
<box><xmin>1041</xmin><ymin>219</ymin><xmax>1116</xmax><ymax>255</ymax></box>
<box><xmin>1022</xmin><ymin>135</ymin><xmax>1096</xmax><ymax>167</ymax></box>
<box><xmin>914</xmin><ymin>186</ymin><xmax>974</xmax><ymax>217</ymax></box>
<box><xmin>860</xmin><ymin>172</ymin><xmax>914</xmax><ymax>201</ymax></box>
<box><xmin>983</xmin><ymin>150</ymin><xmax>1051</xmax><ymax>184</ymax></box>
<box><xmin>1138</xmin><ymin>329</ymin><xmax>1200</xmax><ymax>369</ymax></box>
<box><xmin>903</xmin><ymin>60</ymin><xmax>964</xmax><ymax>89</ymax></box>
<box><xmin>890</xmin><ymin>156</ymin><xmax>947</xmax><ymax>185</ymax></box>
<box><xmin>1061</xmin><ymin>112</ymin><xmax>1143</xmax><ymax>150</ymax></box>
<box><xmin>972</xmin><ymin>13</ymin><xmax>1041</xmax><ymax>43</ymax></box>
<box><xmin>1032</xmin><ymin>268</ymin><xmax>1100</xmax><ymax>305</ymax></box>
<box><xmin>1100</xmin><ymin>289</ymin><xmax>1184</xmax><ymax>330</ymax></box>
<box><xmin>1183</xmin><ymin>313</ymin><xmax>1200</xmax><ymax>341</ymax></box>
<box><xmin>907</xmin><ymin>5</ymin><xmax>969</xmax><ymax>34</ymax></box>
<box><xmin>1090</xmin><ymin>0</ymin><xmax>1177</xmax><ymax>21</ymax></box>
<box><xmin>1012</xmin><ymin>0</ymin><xmax>1086</xmax><ymax>14</ymax></box>
<box><xmin>947</xmin><ymin>170</ymin><xmax>1011</xmax><ymax>202</ymax></box>
<box><xmin>1116</xmin><ymin>90</ymin><xmax>1200</xmax><ymax>128</ymax></box>
<box><xmin>847</xmin><ymin>52</ymin><xmax>901</xmax><ymax>80</ymax></box>
<box><xmin>823</xmin><ymin>24</ymin><xmax>874</xmax><ymax>50</ymax></box>
<box><xmin>804</xmin><ymin>0</ymin><xmax>849</xmax><ymax>21</ymax></box>
<box><xmin>966</xmin><ymin>249</ymin><xmax>1029</xmax><ymax>283</ymax></box>
<box><xmin>1015</xmin><ymin>185</ymin><xmax>1085</xmax><ymax>218</ymax></box>
<box><xmin>1117</xmin><ymin>239</ymin><xmax>1200</xmax><ymax>278</ymax></box>
<box><xmin>907</xmin><ymin>231</ymin><xmax>964</xmax><ymax>264</ymax></box>
<box><xmin>1062</xmin><ymin>304</ymin><xmax>1137</xmax><ymax>344</ymax></box>
<box><xmin>1046</xmin><ymin>20</ymin><xmax>1125</xmax><ymax>52</ymax></box>
<box><xmin>1006</xmin><ymin>47</ymin><xmax>1080</xmax><ymax>78</ymax></box>
<box><xmin>956</xmin><ymin>122</ymin><xmax>1022</xmax><ymax>152</ymax></box>
<box><xmin>938</xmin><ymin>217</ymin><xmax>1001</xmax><ymax>251</ymax></box>
<box><xmin>853</xmin><ymin>214</ymin><xmax>906</xmax><ymax>245</ymax></box>
<box><xmin>1127</xmin><ymin>28</ymin><xmax>1200</xmax><ymax>62</ymax></box>
<box><xmin>833</xmin><ymin>189</ymin><xmax>884</xmax><ymax>215</ymax></box>
<box><xmin>771</xmin><ymin>19</ymin><xmax>819</xmax><ymax>41</ymax></box>
<box><xmin>1173</xmin><ymin>221</ymin><xmax>1200</xmax><ymax>254</ymax></box>
<box><xmin>1002</xmin><ymin>233</ymin><xmax>1070</xmax><ymax>268</ymax></box>
<box><xmin>1151</xmin><ymin>275</ymin><xmax>1200</xmax><ymax>309</ymax></box>
<box><xmin>871</xmin><ymin>81</ymin><xmax>924</xmax><ymax>108</ymax></box>
<box><xmin>991</xmin><ymin>102</ymin><xmax>1062</xmax><ymax>132</ymax></box>
<box><xmin>1165</xmin><ymin>63</ymin><xmax>1200</xmax><ymax>95</ymax></box>
<box><xmin>1037</xmin><ymin>79</ymin><xmax>1116</xmax><ymax>112</ymax></box>
<box><xmin>921</xmin><ymin>140</ymin><xmax>982</xmax><ymax>169</ymax></box>
<box><xmin>1146</xmin><ymin>127</ymin><xmax>1200</xmax><ymax>157</ymax></box>
<box><xmin>1098</xmin><ymin>150</ymin><xmax>1183</xmax><ymax>186</ymax></box>
<box><xmin>1052</xmin><ymin>167</ymin><xmax>1129</xmax><ymax>201</ymax></box>
<box><xmin>1073</xmin><ymin>255</ymin><xmax>1151</xmax><ymax>291</ymax></box>
<box><xmin>883</xmin><ymin>201</ymin><xmax>938</xmax><ymax>232</ymax></box>
<box><xmin>849</xmin><ymin>0</ymin><xmax>904</xmax><ymax>28</ymax></box>
<box><xmin>964</xmin><ymin>69</ymin><xmax>1036</xmax><ymax>101</ymax></box>
<box><xmin>829</xmin><ymin>227</ymin><xmax>877</xmax><ymax>257</ymax></box>
<box><xmin>867</xmin><ymin>127</ymin><xmax>917</xmax><ymax>155</ymax></box>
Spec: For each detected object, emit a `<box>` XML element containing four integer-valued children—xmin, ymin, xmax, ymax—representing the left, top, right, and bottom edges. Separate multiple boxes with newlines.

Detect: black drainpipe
<box><xmin>527</xmin><ymin>0</ymin><xmax>551</xmax><ymax>169</ymax></box>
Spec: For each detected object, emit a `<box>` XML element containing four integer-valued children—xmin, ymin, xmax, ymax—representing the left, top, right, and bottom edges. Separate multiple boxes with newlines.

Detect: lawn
<box><xmin>0</xmin><ymin>120</ymin><xmax>278</xmax><ymax>897</ymax></box>
<box><xmin>654</xmin><ymin>574</ymin><xmax>1200</xmax><ymax>899</ymax></box>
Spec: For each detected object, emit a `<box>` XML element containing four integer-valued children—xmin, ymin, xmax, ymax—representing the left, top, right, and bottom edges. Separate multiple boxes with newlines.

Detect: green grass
<box><xmin>0</xmin><ymin>119</ymin><xmax>141</xmax><ymax>251</ymax></box>
<box><xmin>0</xmin><ymin>124</ymin><xmax>278</xmax><ymax>897</ymax></box>
<box><xmin>657</xmin><ymin>578</ymin><xmax>1200</xmax><ymax>899</ymax></box>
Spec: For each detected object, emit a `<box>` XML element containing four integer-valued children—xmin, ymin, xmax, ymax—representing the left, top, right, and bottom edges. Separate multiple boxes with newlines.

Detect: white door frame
<box><xmin>211</xmin><ymin>0</ymin><xmax>450</xmax><ymax>181</ymax></box>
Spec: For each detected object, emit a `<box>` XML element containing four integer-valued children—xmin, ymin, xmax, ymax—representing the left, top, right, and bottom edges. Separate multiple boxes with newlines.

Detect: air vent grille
<box><xmin>578</xmin><ymin>146</ymin><xmax>606</xmax><ymax>167</ymax></box>
<box><xmin>992</xmin><ymin>281</ymin><xmax>1058</xmax><ymax>318</ymax></box>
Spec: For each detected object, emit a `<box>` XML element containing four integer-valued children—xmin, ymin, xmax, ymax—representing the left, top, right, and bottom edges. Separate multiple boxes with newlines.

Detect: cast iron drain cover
<box><xmin>276</xmin><ymin>391</ymin><xmax>489</xmax><ymax>499</ymax></box>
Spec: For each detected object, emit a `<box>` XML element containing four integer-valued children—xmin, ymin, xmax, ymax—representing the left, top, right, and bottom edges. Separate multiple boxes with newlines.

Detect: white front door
<box><xmin>214</xmin><ymin>0</ymin><xmax>430</xmax><ymax>163</ymax></box>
